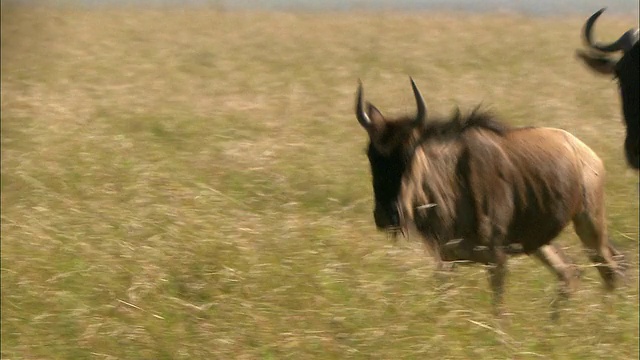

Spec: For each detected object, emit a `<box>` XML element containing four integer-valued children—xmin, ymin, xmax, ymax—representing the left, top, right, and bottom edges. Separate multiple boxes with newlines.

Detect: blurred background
<box><xmin>7</xmin><ymin>0</ymin><xmax>640</xmax><ymax>15</ymax></box>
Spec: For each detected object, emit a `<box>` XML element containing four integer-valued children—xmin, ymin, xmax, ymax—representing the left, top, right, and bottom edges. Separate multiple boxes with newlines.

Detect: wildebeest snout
<box><xmin>373</xmin><ymin>201</ymin><xmax>401</xmax><ymax>230</ymax></box>
<box><xmin>624</xmin><ymin>134</ymin><xmax>639</xmax><ymax>169</ymax></box>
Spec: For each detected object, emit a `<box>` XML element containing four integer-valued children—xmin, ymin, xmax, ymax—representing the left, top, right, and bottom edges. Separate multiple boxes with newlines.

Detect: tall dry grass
<box><xmin>2</xmin><ymin>4</ymin><xmax>638</xmax><ymax>359</ymax></box>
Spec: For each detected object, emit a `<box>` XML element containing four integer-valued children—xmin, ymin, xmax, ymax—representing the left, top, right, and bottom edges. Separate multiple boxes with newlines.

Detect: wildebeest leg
<box><xmin>424</xmin><ymin>240</ymin><xmax>456</xmax><ymax>293</ymax></box>
<box><xmin>440</xmin><ymin>237</ymin><xmax>508</xmax><ymax>315</ymax></box>
<box><xmin>533</xmin><ymin>244</ymin><xmax>581</xmax><ymax>320</ymax></box>
<box><xmin>573</xmin><ymin>212</ymin><xmax>625</xmax><ymax>290</ymax></box>
<box><xmin>486</xmin><ymin>250</ymin><xmax>508</xmax><ymax>316</ymax></box>
<box><xmin>467</xmin><ymin>245</ymin><xmax>507</xmax><ymax>316</ymax></box>
<box><xmin>534</xmin><ymin>244</ymin><xmax>581</xmax><ymax>295</ymax></box>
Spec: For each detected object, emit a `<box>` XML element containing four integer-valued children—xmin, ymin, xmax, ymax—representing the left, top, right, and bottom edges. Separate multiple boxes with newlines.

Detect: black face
<box><xmin>617</xmin><ymin>43</ymin><xmax>639</xmax><ymax>169</ymax></box>
<box><xmin>356</xmin><ymin>78</ymin><xmax>427</xmax><ymax>230</ymax></box>
<box><xmin>624</xmin><ymin>128</ymin><xmax>639</xmax><ymax>170</ymax></box>
<box><xmin>367</xmin><ymin>143</ymin><xmax>406</xmax><ymax>230</ymax></box>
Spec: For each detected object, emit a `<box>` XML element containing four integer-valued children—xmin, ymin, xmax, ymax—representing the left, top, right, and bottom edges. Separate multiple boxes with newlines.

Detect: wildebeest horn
<box><xmin>355</xmin><ymin>79</ymin><xmax>372</xmax><ymax>129</ymax></box>
<box><xmin>583</xmin><ymin>8</ymin><xmax>639</xmax><ymax>53</ymax></box>
<box><xmin>410</xmin><ymin>77</ymin><xmax>427</xmax><ymax>126</ymax></box>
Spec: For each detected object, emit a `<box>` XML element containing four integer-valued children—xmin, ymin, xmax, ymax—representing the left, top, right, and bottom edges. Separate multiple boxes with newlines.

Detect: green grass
<box><xmin>2</xmin><ymin>4</ymin><xmax>638</xmax><ymax>359</ymax></box>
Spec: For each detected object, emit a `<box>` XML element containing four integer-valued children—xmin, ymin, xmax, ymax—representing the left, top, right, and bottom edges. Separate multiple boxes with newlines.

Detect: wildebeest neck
<box><xmin>366</xmin><ymin>108</ymin><xmax>509</xmax><ymax>230</ymax></box>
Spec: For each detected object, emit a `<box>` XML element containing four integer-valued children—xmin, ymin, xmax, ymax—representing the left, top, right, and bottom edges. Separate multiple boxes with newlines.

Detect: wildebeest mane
<box><xmin>399</xmin><ymin>106</ymin><xmax>517</xmax><ymax>247</ymax></box>
<box><xmin>417</xmin><ymin>106</ymin><xmax>510</xmax><ymax>143</ymax></box>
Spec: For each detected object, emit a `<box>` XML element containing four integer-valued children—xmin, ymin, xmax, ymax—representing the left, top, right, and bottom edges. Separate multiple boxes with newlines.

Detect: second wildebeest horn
<box><xmin>410</xmin><ymin>77</ymin><xmax>427</xmax><ymax>126</ymax></box>
<box><xmin>583</xmin><ymin>8</ymin><xmax>639</xmax><ymax>53</ymax></box>
<box><xmin>356</xmin><ymin>79</ymin><xmax>372</xmax><ymax>129</ymax></box>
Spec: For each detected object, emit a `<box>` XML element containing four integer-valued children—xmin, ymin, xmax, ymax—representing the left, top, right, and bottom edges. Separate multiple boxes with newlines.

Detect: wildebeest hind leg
<box><xmin>533</xmin><ymin>244</ymin><xmax>581</xmax><ymax>319</ymax></box>
<box><xmin>573</xmin><ymin>212</ymin><xmax>625</xmax><ymax>290</ymax></box>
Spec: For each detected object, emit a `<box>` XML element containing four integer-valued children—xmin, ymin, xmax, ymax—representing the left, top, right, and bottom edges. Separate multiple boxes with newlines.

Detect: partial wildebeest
<box><xmin>576</xmin><ymin>8</ymin><xmax>639</xmax><ymax>169</ymax></box>
<box><xmin>356</xmin><ymin>78</ymin><xmax>625</xmax><ymax>315</ymax></box>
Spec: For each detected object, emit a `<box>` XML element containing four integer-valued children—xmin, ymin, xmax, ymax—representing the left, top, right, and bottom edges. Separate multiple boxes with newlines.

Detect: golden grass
<box><xmin>2</xmin><ymin>5</ymin><xmax>638</xmax><ymax>359</ymax></box>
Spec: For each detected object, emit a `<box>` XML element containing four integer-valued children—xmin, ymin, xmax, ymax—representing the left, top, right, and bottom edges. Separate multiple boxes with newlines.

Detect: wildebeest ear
<box><xmin>361</xmin><ymin>102</ymin><xmax>385</xmax><ymax>136</ymax></box>
<box><xmin>367</xmin><ymin>102</ymin><xmax>385</xmax><ymax>125</ymax></box>
<box><xmin>575</xmin><ymin>49</ymin><xmax>617</xmax><ymax>75</ymax></box>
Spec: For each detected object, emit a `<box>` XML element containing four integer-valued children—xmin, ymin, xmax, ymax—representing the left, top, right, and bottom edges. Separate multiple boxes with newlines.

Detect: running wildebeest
<box><xmin>356</xmin><ymin>78</ymin><xmax>625</xmax><ymax>315</ymax></box>
<box><xmin>576</xmin><ymin>8</ymin><xmax>639</xmax><ymax>169</ymax></box>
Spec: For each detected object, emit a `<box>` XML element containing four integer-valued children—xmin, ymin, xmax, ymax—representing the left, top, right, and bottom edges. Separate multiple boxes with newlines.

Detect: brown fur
<box><xmin>404</xmin><ymin>124</ymin><xmax>591</xmax><ymax>253</ymax></box>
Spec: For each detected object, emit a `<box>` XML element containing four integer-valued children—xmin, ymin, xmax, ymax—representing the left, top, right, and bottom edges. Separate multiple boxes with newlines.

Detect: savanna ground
<box><xmin>1</xmin><ymin>3</ymin><xmax>638</xmax><ymax>359</ymax></box>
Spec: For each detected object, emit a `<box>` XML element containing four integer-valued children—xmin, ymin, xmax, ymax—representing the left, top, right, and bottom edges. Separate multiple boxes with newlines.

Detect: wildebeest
<box><xmin>575</xmin><ymin>8</ymin><xmax>639</xmax><ymax>169</ymax></box>
<box><xmin>356</xmin><ymin>78</ymin><xmax>625</xmax><ymax>315</ymax></box>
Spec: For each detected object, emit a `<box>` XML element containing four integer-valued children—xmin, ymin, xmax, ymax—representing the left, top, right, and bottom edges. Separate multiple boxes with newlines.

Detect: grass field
<box><xmin>1</xmin><ymin>4</ymin><xmax>638</xmax><ymax>359</ymax></box>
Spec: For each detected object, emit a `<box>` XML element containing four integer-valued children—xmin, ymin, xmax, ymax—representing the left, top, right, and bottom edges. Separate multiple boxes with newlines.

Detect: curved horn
<box><xmin>410</xmin><ymin>77</ymin><xmax>427</xmax><ymax>126</ymax></box>
<box><xmin>355</xmin><ymin>79</ymin><xmax>372</xmax><ymax>129</ymax></box>
<box><xmin>583</xmin><ymin>8</ymin><xmax>639</xmax><ymax>53</ymax></box>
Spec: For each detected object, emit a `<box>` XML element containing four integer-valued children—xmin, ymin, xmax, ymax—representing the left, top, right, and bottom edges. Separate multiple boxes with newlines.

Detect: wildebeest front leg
<box><xmin>440</xmin><ymin>237</ymin><xmax>508</xmax><ymax>315</ymax></box>
<box><xmin>486</xmin><ymin>250</ymin><xmax>508</xmax><ymax>316</ymax></box>
<box><xmin>423</xmin><ymin>240</ymin><xmax>457</xmax><ymax>295</ymax></box>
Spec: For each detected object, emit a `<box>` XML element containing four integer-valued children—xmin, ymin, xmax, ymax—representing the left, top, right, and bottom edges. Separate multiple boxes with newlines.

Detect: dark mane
<box><xmin>419</xmin><ymin>106</ymin><xmax>510</xmax><ymax>141</ymax></box>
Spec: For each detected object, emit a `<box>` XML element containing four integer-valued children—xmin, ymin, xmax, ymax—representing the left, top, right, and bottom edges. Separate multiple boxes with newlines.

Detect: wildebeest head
<box><xmin>355</xmin><ymin>78</ymin><xmax>427</xmax><ymax>234</ymax></box>
<box><xmin>576</xmin><ymin>8</ymin><xmax>639</xmax><ymax>169</ymax></box>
